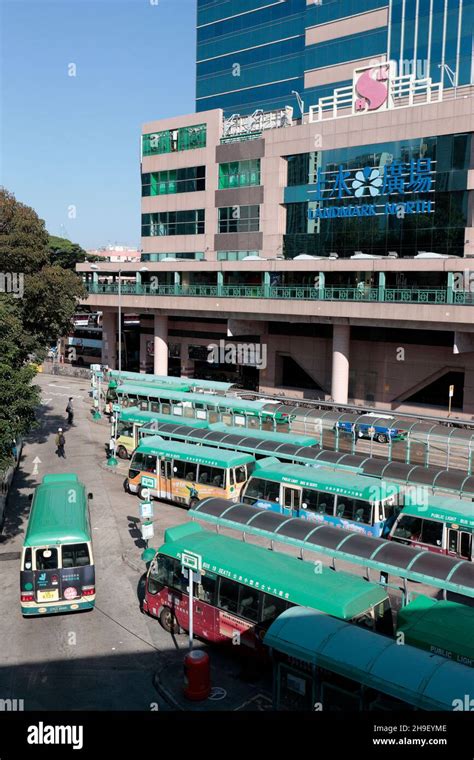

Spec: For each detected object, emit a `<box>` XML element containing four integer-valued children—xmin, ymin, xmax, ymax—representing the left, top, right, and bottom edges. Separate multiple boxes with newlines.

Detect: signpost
<box><xmin>181</xmin><ymin>550</ymin><xmax>202</xmax><ymax>650</ymax></box>
<box><xmin>448</xmin><ymin>384</ymin><xmax>454</xmax><ymax>416</ymax></box>
<box><xmin>139</xmin><ymin>492</ymin><xmax>154</xmax><ymax>548</ymax></box>
<box><xmin>93</xmin><ymin>372</ymin><xmax>103</xmax><ymax>420</ymax></box>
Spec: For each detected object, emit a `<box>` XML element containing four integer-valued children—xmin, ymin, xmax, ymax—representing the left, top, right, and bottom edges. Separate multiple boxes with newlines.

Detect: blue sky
<box><xmin>1</xmin><ymin>0</ymin><xmax>197</xmax><ymax>249</ymax></box>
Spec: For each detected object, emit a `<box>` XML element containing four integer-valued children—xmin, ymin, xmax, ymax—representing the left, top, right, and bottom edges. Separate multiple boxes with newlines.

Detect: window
<box><xmin>237</xmin><ymin>585</ymin><xmax>259</xmax><ymax>622</ymax></box>
<box><xmin>261</xmin><ymin>593</ymin><xmax>289</xmax><ymax>623</ymax></box>
<box><xmin>234</xmin><ymin>465</ymin><xmax>247</xmax><ymax>484</ymax></box>
<box><xmin>35</xmin><ymin>547</ymin><xmax>59</xmax><ymax>570</ymax></box>
<box><xmin>197</xmin><ymin>573</ymin><xmax>217</xmax><ymax>605</ymax></box>
<box><xmin>142</xmin><ymin>124</ymin><xmax>206</xmax><ymax>157</ymax></box>
<box><xmin>173</xmin><ymin>460</ymin><xmax>197</xmax><ymax>481</ymax></box>
<box><xmin>218</xmin><ymin>205</ymin><xmax>260</xmax><ymax>233</ymax></box>
<box><xmin>197</xmin><ymin>464</ymin><xmax>225</xmax><ymax>488</ymax></box>
<box><xmin>142</xmin><ymin>210</ymin><xmax>205</xmax><ymax>237</ymax></box>
<box><xmin>117</xmin><ymin>423</ymin><xmax>133</xmax><ymax>438</ymax></box>
<box><xmin>148</xmin><ymin>555</ymin><xmax>187</xmax><ymax>594</ymax></box>
<box><xmin>218</xmin><ymin>578</ymin><xmax>239</xmax><ymax>614</ymax></box>
<box><xmin>62</xmin><ymin>543</ymin><xmax>90</xmax><ymax>568</ymax></box>
<box><xmin>301</xmin><ymin>488</ymin><xmax>334</xmax><ymax>515</ymax></box>
<box><xmin>420</xmin><ymin>519</ymin><xmax>443</xmax><ymax>548</ymax></box>
<box><xmin>460</xmin><ymin>532</ymin><xmax>472</xmax><ymax>560</ymax></box>
<box><xmin>243</xmin><ymin>477</ymin><xmax>280</xmax><ymax>504</ymax></box>
<box><xmin>143</xmin><ymin>455</ymin><xmax>157</xmax><ymax>474</ymax></box>
<box><xmin>142</xmin><ymin>166</ymin><xmax>205</xmax><ymax>196</ymax></box>
<box><xmin>393</xmin><ymin>515</ymin><xmax>423</xmax><ymax>541</ymax></box>
<box><xmin>219</xmin><ymin>160</ymin><xmax>260</xmax><ymax>189</ymax></box>
<box><xmin>335</xmin><ymin>497</ymin><xmax>372</xmax><ymax>525</ymax></box>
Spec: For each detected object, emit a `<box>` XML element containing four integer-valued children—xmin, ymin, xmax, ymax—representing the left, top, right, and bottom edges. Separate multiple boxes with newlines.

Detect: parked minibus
<box><xmin>396</xmin><ymin>594</ymin><xmax>474</xmax><ymax>668</ymax></box>
<box><xmin>241</xmin><ymin>458</ymin><xmax>401</xmax><ymax>537</ymax></box>
<box><xmin>114</xmin><ymin>384</ymin><xmax>292</xmax><ymax>430</ymax></box>
<box><xmin>125</xmin><ymin>437</ymin><xmax>255</xmax><ymax>506</ymax></box>
<box><xmin>114</xmin><ymin>407</ymin><xmax>317</xmax><ymax>459</ymax></box>
<box><xmin>389</xmin><ymin>493</ymin><xmax>473</xmax><ymax>560</ymax></box>
<box><xmin>20</xmin><ymin>474</ymin><xmax>95</xmax><ymax>616</ymax></box>
<box><xmin>141</xmin><ymin>522</ymin><xmax>393</xmax><ymax>645</ymax></box>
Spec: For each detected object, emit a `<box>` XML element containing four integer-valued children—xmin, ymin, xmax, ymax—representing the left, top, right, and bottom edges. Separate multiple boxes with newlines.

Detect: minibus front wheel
<box><xmin>117</xmin><ymin>446</ymin><xmax>129</xmax><ymax>459</ymax></box>
<box><xmin>160</xmin><ymin>606</ymin><xmax>180</xmax><ymax>634</ymax></box>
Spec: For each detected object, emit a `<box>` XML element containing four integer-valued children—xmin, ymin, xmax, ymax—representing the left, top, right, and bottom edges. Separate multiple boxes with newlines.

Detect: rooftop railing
<box><xmin>85</xmin><ymin>282</ymin><xmax>474</xmax><ymax>305</ymax></box>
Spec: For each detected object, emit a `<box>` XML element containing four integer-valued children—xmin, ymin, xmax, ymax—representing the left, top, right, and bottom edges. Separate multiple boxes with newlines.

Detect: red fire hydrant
<box><xmin>183</xmin><ymin>650</ymin><xmax>211</xmax><ymax>701</ymax></box>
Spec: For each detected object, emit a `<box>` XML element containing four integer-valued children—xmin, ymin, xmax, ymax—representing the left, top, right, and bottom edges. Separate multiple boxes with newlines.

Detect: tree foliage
<box><xmin>0</xmin><ymin>188</ymin><xmax>88</xmax><ymax>468</ymax></box>
<box><xmin>0</xmin><ymin>299</ymin><xmax>40</xmax><ymax>471</ymax></box>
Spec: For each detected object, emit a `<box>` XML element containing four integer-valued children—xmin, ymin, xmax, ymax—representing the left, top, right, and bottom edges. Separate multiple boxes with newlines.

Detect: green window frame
<box><xmin>218</xmin><ymin>159</ymin><xmax>261</xmax><ymax>189</ymax></box>
<box><xmin>142</xmin><ymin>167</ymin><xmax>205</xmax><ymax>196</ymax></box>
<box><xmin>142</xmin><ymin>124</ymin><xmax>206</xmax><ymax>157</ymax></box>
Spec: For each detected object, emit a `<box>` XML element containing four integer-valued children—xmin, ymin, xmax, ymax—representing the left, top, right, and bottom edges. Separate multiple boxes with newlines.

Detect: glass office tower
<box><xmin>196</xmin><ymin>0</ymin><xmax>474</xmax><ymax>117</ymax></box>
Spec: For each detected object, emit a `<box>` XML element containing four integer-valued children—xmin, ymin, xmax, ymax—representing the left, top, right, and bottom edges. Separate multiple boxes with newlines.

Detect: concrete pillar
<box><xmin>378</xmin><ymin>271</ymin><xmax>386</xmax><ymax>301</ymax></box>
<box><xmin>331</xmin><ymin>324</ymin><xmax>350</xmax><ymax>403</ymax></box>
<box><xmin>447</xmin><ymin>271</ymin><xmax>454</xmax><ymax>304</ymax></box>
<box><xmin>154</xmin><ymin>313</ymin><xmax>168</xmax><ymax>375</ymax></box>
<box><xmin>101</xmin><ymin>311</ymin><xmax>117</xmax><ymax>368</ymax></box>
<box><xmin>318</xmin><ymin>271</ymin><xmax>325</xmax><ymax>300</ymax></box>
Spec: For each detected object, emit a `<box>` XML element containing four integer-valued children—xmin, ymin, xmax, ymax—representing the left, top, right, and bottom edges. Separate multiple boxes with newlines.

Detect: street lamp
<box><xmin>291</xmin><ymin>90</ymin><xmax>305</xmax><ymax>121</ymax></box>
<box><xmin>90</xmin><ymin>264</ymin><xmax>149</xmax><ymax>378</ymax></box>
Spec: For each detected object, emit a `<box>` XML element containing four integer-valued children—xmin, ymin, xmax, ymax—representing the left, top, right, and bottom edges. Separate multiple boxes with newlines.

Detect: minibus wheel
<box><xmin>137</xmin><ymin>485</ymin><xmax>151</xmax><ymax>501</ymax></box>
<box><xmin>160</xmin><ymin>607</ymin><xmax>180</xmax><ymax>634</ymax></box>
<box><xmin>117</xmin><ymin>446</ymin><xmax>128</xmax><ymax>459</ymax></box>
<box><xmin>376</xmin><ymin>433</ymin><xmax>387</xmax><ymax>443</ymax></box>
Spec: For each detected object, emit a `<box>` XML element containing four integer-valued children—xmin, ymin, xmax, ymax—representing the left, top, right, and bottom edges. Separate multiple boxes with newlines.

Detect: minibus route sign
<box><xmin>181</xmin><ymin>550</ymin><xmax>202</xmax><ymax>573</ymax></box>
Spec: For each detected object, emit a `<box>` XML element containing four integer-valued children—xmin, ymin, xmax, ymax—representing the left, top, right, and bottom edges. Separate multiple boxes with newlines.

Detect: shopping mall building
<box><xmin>78</xmin><ymin>0</ymin><xmax>474</xmax><ymax>415</ymax></box>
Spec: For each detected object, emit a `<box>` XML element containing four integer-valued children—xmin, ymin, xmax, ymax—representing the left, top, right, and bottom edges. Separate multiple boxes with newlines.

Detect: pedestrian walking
<box><xmin>66</xmin><ymin>397</ymin><xmax>74</xmax><ymax>426</ymax></box>
<box><xmin>55</xmin><ymin>428</ymin><xmax>66</xmax><ymax>459</ymax></box>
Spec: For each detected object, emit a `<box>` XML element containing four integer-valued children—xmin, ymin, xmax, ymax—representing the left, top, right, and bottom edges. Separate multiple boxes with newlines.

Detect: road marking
<box><xmin>32</xmin><ymin>456</ymin><xmax>41</xmax><ymax>475</ymax></box>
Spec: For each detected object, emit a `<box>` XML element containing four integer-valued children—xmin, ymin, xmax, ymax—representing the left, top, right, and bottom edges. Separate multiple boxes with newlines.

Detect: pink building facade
<box><xmin>78</xmin><ymin>74</ymin><xmax>474</xmax><ymax>417</ymax></box>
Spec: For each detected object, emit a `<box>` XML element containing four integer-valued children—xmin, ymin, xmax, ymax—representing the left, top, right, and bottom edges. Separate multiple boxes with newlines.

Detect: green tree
<box><xmin>0</xmin><ymin>189</ymin><xmax>88</xmax><ymax>346</ymax></box>
<box><xmin>0</xmin><ymin>299</ymin><xmax>40</xmax><ymax>470</ymax></box>
<box><xmin>48</xmin><ymin>235</ymin><xmax>89</xmax><ymax>270</ymax></box>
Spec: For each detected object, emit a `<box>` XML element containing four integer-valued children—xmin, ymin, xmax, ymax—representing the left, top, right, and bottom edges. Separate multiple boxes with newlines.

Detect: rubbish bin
<box><xmin>183</xmin><ymin>650</ymin><xmax>211</xmax><ymax>701</ymax></box>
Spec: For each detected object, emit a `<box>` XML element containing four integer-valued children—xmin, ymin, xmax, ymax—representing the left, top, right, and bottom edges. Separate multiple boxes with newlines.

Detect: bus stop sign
<box><xmin>181</xmin><ymin>551</ymin><xmax>202</xmax><ymax>573</ymax></box>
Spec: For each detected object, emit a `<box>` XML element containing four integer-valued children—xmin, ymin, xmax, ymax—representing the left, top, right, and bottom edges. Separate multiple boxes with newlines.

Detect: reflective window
<box><xmin>197</xmin><ymin>465</ymin><xmax>225</xmax><ymax>488</ymax></box>
<box><xmin>62</xmin><ymin>543</ymin><xmax>90</xmax><ymax>568</ymax></box>
<box><xmin>243</xmin><ymin>477</ymin><xmax>280</xmax><ymax>503</ymax></box>
<box><xmin>218</xmin><ymin>205</ymin><xmax>260</xmax><ymax>233</ymax></box>
<box><xmin>173</xmin><ymin>460</ymin><xmax>197</xmax><ymax>481</ymax></box>
<box><xmin>301</xmin><ymin>488</ymin><xmax>334</xmax><ymax>516</ymax></box>
<box><xmin>35</xmin><ymin>548</ymin><xmax>59</xmax><ymax>571</ymax></box>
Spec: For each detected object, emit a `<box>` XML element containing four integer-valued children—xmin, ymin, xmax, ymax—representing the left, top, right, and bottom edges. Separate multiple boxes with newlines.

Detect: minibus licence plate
<box><xmin>38</xmin><ymin>590</ymin><xmax>59</xmax><ymax>602</ymax></box>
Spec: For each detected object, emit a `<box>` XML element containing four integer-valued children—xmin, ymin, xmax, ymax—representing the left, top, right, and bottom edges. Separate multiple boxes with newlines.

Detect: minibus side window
<box><xmin>62</xmin><ymin>543</ymin><xmax>90</xmax><ymax>568</ymax></box>
<box><xmin>174</xmin><ymin>460</ymin><xmax>197</xmax><ymax>481</ymax></box>
<box><xmin>198</xmin><ymin>465</ymin><xmax>224</xmax><ymax>488</ymax></box>
<box><xmin>235</xmin><ymin>466</ymin><xmax>246</xmax><ymax>483</ymax></box>
<box><xmin>36</xmin><ymin>547</ymin><xmax>59</xmax><ymax>570</ymax></box>
<box><xmin>335</xmin><ymin>497</ymin><xmax>372</xmax><ymax>525</ymax></box>
<box><xmin>23</xmin><ymin>548</ymin><xmax>32</xmax><ymax>571</ymax></box>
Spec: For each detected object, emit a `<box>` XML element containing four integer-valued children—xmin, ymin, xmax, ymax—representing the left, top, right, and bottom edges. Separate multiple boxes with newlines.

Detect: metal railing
<box><xmin>85</xmin><ymin>282</ymin><xmax>474</xmax><ymax>305</ymax></box>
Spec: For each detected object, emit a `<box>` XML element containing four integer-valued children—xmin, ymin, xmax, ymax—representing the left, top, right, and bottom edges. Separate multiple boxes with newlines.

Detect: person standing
<box><xmin>55</xmin><ymin>428</ymin><xmax>66</xmax><ymax>458</ymax></box>
<box><xmin>66</xmin><ymin>397</ymin><xmax>74</xmax><ymax>426</ymax></box>
<box><xmin>108</xmin><ymin>434</ymin><xmax>117</xmax><ymax>459</ymax></box>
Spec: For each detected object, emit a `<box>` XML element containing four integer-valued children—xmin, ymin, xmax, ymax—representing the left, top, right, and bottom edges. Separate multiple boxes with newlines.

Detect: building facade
<box><xmin>78</xmin><ymin>1</ymin><xmax>474</xmax><ymax>416</ymax></box>
<box><xmin>196</xmin><ymin>0</ymin><xmax>474</xmax><ymax>117</ymax></box>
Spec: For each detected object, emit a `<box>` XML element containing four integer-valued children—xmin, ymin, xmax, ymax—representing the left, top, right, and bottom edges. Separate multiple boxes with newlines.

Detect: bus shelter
<box><xmin>264</xmin><ymin>607</ymin><xmax>474</xmax><ymax>711</ymax></box>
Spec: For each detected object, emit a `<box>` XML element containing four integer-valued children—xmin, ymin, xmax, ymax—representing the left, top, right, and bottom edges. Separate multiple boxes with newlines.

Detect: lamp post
<box><xmin>90</xmin><ymin>264</ymin><xmax>149</xmax><ymax>377</ymax></box>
